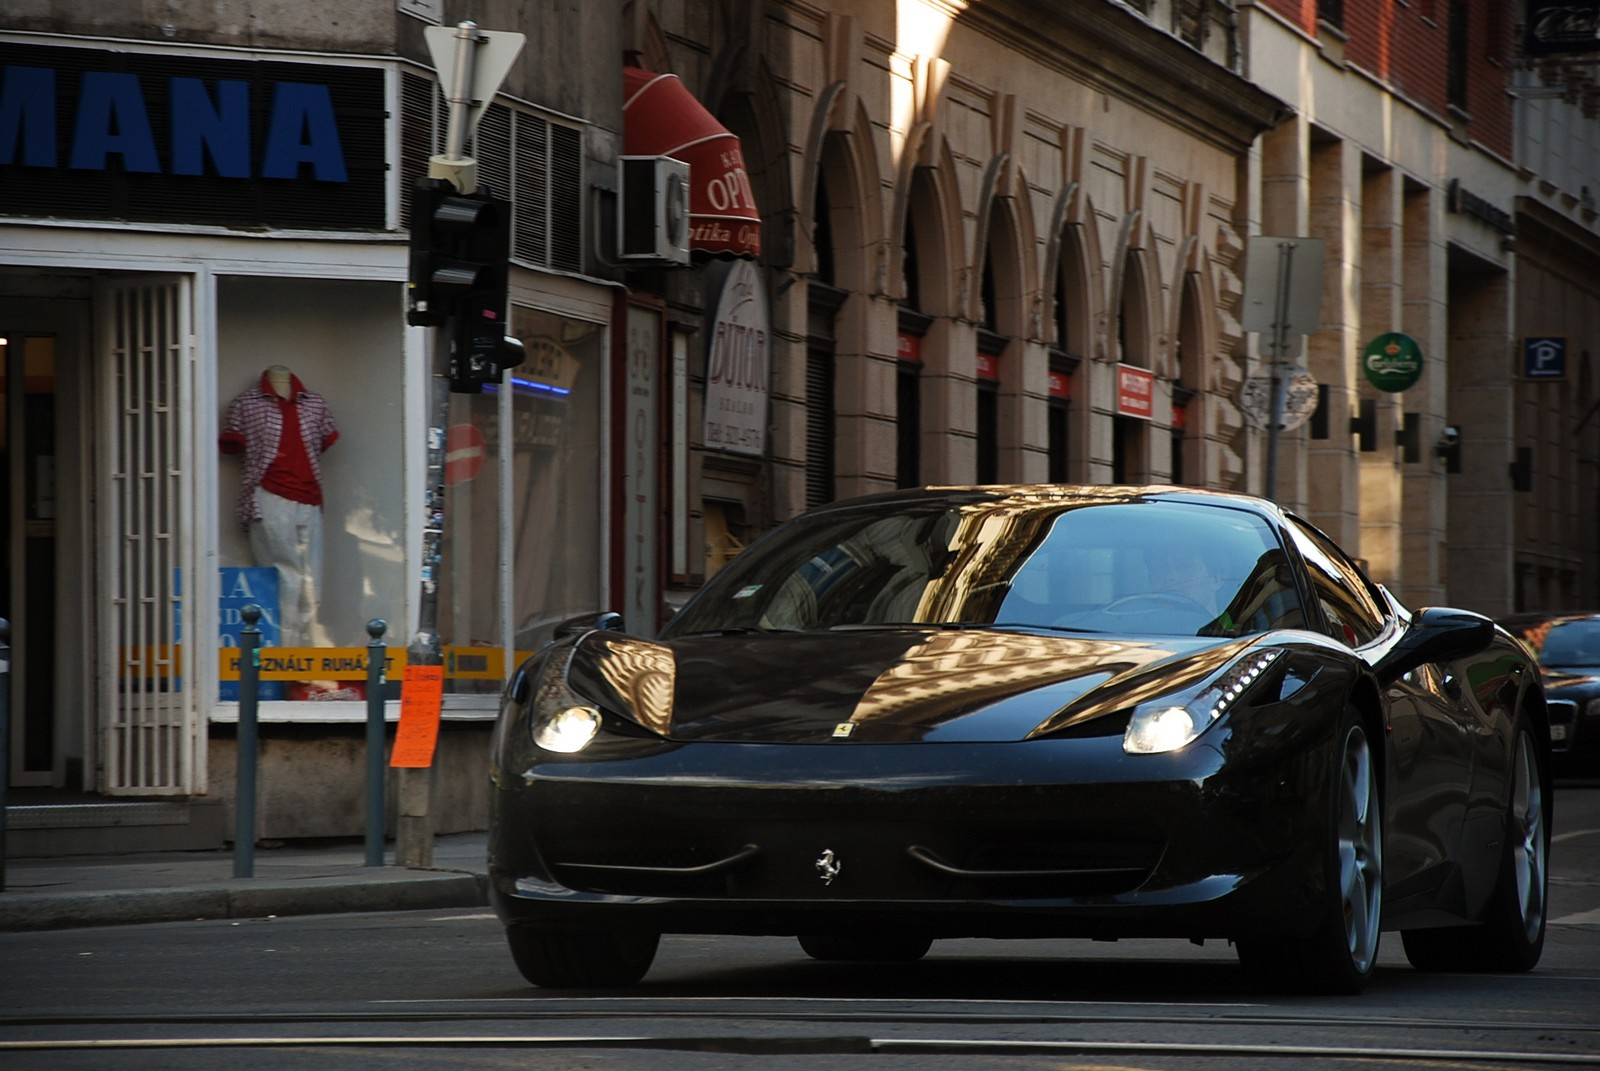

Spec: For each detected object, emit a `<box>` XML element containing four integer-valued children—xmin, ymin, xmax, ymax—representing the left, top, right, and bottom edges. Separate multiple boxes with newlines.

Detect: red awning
<box><xmin>623</xmin><ymin>67</ymin><xmax>761</xmax><ymax>258</ymax></box>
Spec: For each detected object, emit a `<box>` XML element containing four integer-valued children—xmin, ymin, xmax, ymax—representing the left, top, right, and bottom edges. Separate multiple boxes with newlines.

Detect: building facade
<box><xmin>1511</xmin><ymin>0</ymin><xmax>1600</xmax><ymax>614</ymax></box>
<box><xmin>1</xmin><ymin>2</ymin><xmax>628</xmax><ymax>838</ymax></box>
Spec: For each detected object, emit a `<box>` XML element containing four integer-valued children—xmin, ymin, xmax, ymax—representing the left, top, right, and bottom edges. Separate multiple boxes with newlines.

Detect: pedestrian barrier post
<box><xmin>0</xmin><ymin>617</ymin><xmax>10</xmax><ymax>892</ymax></box>
<box><xmin>365</xmin><ymin>619</ymin><xmax>388</xmax><ymax>867</ymax></box>
<box><xmin>234</xmin><ymin>605</ymin><xmax>261</xmax><ymax>879</ymax></box>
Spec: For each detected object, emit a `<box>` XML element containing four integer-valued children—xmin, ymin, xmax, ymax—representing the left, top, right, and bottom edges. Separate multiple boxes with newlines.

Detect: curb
<box><xmin>0</xmin><ymin>872</ymin><xmax>488</xmax><ymax>933</ymax></box>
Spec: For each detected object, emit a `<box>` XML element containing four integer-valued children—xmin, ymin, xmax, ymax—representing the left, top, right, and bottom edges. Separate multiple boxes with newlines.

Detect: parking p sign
<box><xmin>1524</xmin><ymin>336</ymin><xmax>1566</xmax><ymax>380</ymax></box>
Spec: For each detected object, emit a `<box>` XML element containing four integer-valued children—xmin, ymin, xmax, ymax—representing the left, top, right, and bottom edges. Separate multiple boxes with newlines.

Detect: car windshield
<box><xmin>664</xmin><ymin>494</ymin><xmax>1305</xmax><ymax>639</ymax></box>
<box><xmin>1536</xmin><ymin>619</ymin><xmax>1600</xmax><ymax>667</ymax></box>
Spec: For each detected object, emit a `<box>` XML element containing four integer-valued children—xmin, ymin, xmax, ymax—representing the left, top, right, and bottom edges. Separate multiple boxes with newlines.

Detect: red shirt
<box><xmin>259</xmin><ymin>391</ymin><xmax>322</xmax><ymax>506</ymax></box>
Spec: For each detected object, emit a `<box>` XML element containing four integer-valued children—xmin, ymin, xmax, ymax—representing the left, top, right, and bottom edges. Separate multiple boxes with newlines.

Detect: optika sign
<box><xmin>0</xmin><ymin>43</ymin><xmax>385</xmax><ymax>230</ymax></box>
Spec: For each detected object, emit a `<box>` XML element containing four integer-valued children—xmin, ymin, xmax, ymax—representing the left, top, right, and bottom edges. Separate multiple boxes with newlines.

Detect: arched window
<box><xmin>1112</xmin><ymin>250</ymin><xmax>1151</xmax><ymax>483</ymax></box>
<box><xmin>806</xmin><ymin>175</ymin><xmax>842</xmax><ymax>507</ymax></box>
<box><xmin>1172</xmin><ymin>276</ymin><xmax>1203</xmax><ymax>486</ymax></box>
<box><xmin>977</xmin><ymin>250</ymin><xmax>1001</xmax><ymax>484</ymax></box>
<box><xmin>1049</xmin><ymin>227</ymin><xmax>1086</xmax><ymax>483</ymax></box>
<box><xmin>897</xmin><ymin>174</ymin><xmax>935</xmax><ymax>488</ymax></box>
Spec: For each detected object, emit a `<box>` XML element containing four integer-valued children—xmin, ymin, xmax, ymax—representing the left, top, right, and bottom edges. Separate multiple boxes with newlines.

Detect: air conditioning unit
<box><xmin>618</xmin><ymin>155</ymin><xmax>691</xmax><ymax>265</ymax></box>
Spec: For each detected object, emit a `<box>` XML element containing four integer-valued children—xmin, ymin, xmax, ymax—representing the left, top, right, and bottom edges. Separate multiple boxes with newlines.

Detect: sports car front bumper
<box><xmin>489</xmin><ymin>731</ymin><xmax>1336</xmax><ymax>941</ymax></box>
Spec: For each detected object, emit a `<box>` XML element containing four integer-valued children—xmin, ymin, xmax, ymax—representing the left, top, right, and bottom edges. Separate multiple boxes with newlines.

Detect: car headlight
<box><xmin>520</xmin><ymin>641</ymin><xmax>604</xmax><ymax>755</ymax></box>
<box><xmin>534</xmin><ymin>704</ymin><xmax>603</xmax><ymax>752</ymax></box>
<box><xmin>1586</xmin><ymin>697</ymin><xmax>1600</xmax><ymax>720</ymax></box>
<box><xmin>1124</xmin><ymin>648</ymin><xmax>1283</xmax><ymax>754</ymax></box>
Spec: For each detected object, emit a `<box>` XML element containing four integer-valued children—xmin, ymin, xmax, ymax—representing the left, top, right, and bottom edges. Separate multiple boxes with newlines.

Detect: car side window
<box><xmin>1284</xmin><ymin>517</ymin><xmax>1387</xmax><ymax>648</ymax></box>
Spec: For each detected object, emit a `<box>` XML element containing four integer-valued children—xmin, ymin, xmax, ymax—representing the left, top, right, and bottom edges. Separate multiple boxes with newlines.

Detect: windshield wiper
<box><xmin>674</xmin><ymin>625</ymin><xmax>803</xmax><ymax>636</ymax></box>
<box><xmin>827</xmin><ymin>621</ymin><xmax>1102</xmax><ymax>635</ymax></box>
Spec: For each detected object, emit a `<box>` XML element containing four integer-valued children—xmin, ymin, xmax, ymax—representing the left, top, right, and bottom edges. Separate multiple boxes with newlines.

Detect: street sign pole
<box><xmin>1264</xmin><ymin>240</ymin><xmax>1296</xmax><ymax>502</ymax></box>
<box><xmin>396</xmin><ymin>21</ymin><xmax>524</xmax><ymax>868</ymax></box>
<box><xmin>1241</xmin><ymin>235</ymin><xmax>1323</xmax><ymax>503</ymax></box>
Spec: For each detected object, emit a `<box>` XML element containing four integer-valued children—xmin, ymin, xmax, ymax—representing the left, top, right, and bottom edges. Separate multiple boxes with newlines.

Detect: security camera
<box><xmin>1435</xmin><ymin>424</ymin><xmax>1462</xmax><ymax>471</ymax></box>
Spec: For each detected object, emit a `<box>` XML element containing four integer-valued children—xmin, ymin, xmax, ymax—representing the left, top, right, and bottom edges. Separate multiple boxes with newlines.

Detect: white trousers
<box><xmin>249</xmin><ymin>489</ymin><xmax>324</xmax><ymax>647</ymax></box>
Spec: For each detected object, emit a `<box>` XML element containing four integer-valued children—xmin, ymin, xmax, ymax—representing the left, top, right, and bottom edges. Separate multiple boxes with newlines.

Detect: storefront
<box><xmin>1</xmin><ymin>33</ymin><xmax>613</xmax><ymax>837</ymax></box>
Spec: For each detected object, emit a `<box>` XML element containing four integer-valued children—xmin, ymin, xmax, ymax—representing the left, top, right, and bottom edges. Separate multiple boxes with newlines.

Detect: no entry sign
<box><xmin>445</xmin><ymin>423</ymin><xmax>486</xmax><ymax>485</ymax></box>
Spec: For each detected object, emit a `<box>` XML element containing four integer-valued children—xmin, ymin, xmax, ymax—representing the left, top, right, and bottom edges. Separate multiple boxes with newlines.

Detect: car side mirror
<box><xmin>553</xmin><ymin>611</ymin><xmax>626</xmax><ymax>640</ymax></box>
<box><xmin>1374</xmin><ymin>606</ymin><xmax>1495</xmax><ymax>684</ymax></box>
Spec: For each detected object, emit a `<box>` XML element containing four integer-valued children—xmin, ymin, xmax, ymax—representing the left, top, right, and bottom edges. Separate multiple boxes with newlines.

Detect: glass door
<box><xmin>2</xmin><ymin>333</ymin><xmax>58</xmax><ymax>787</ymax></box>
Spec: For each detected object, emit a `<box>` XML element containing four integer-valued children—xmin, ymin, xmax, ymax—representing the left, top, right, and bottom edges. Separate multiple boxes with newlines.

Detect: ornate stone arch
<box><xmin>890</xmin><ymin>126</ymin><xmax>964</xmax><ymax>318</ymax></box>
<box><xmin>796</xmin><ymin>92</ymin><xmax>883</xmax><ymax>292</ymax></box>
<box><xmin>1115</xmin><ymin>240</ymin><xmax>1159</xmax><ymax>370</ymax></box>
<box><xmin>972</xmin><ymin>156</ymin><xmax>1038</xmax><ymax>338</ymax></box>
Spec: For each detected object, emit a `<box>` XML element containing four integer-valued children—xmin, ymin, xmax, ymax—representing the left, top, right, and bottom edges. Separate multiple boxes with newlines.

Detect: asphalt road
<box><xmin>1</xmin><ymin>784</ymin><xmax>1597</xmax><ymax>1070</ymax></box>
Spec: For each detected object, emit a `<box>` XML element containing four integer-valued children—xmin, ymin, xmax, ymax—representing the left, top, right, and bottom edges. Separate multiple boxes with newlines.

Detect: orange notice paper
<box><xmin>390</xmin><ymin>665</ymin><xmax>444</xmax><ymax>768</ymax></box>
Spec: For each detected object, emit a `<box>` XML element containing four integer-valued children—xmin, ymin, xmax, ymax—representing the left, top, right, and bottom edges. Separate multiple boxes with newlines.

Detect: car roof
<box><xmin>806</xmin><ymin>484</ymin><xmax>1288</xmax><ymax>521</ymax></box>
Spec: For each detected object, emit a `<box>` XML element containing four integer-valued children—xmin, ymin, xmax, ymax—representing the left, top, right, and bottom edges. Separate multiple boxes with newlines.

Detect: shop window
<box><xmin>1048</xmin><ymin>403</ymin><xmax>1068</xmax><ymax>481</ymax></box>
<box><xmin>897</xmin><ymin>308</ymin><xmax>929</xmax><ymax>489</ymax></box>
<box><xmin>977</xmin><ymin>378</ymin><xmax>999</xmax><ymax>484</ymax></box>
<box><xmin>216</xmin><ymin>277</ymin><xmax>409</xmax><ymax>705</ymax></box>
<box><xmin>506</xmin><ymin>309</ymin><xmax>605</xmax><ymax>658</ymax></box>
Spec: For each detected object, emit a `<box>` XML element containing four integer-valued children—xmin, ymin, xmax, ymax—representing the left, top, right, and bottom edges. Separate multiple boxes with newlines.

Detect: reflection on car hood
<box><xmin>564</xmin><ymin>628</ymin><xmax>1255</xmax><ymax>743</ymax></box>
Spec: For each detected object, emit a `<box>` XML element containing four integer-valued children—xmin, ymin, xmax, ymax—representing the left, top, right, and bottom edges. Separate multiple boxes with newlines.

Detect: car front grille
<box><xmin>536</xmin><ymin>787</ymin><xmax>1166</xmax><ymax>901</ymax></box>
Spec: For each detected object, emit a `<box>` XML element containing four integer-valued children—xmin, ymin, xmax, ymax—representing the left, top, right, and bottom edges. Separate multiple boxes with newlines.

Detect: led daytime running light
<box><xmin>1197</xmin><ymin>648</ymin><xmax>1283</xmax><ymax>722</ymax></box>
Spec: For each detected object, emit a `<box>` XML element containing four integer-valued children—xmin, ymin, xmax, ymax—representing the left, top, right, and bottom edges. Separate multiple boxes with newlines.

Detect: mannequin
<box><xmin>221</xmin><ymin>366</ymin><xmax>340</xmax><ymax>648</ymax></box>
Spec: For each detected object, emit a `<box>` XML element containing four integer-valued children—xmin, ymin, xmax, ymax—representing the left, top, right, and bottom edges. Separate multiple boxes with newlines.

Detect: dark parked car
<box><xmin>1502</xmin><ymin>613</ymin><xmax>1600</xmax><ymax>774</ymax></box>
<box><xmin>489</xmin><ymin>486</ymin><xmax>1550</xmax><ymax>994</ymax></box>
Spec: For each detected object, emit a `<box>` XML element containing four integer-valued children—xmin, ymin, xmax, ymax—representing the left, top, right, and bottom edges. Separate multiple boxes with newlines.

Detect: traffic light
<box><xmin>406</xmin><ymin>177</ymin><xmax>510</xmax><ymax>328</ymax></box>
<box><xmin>450</xmin><ymin>288</ymin><xmax>526</xmax><ymax>393</ymax></box>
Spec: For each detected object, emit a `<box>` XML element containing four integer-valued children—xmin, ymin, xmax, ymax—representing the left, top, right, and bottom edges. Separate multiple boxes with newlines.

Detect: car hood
<box><xmin>563</xmin><ymin>627</ymin><xmax>1258</xmax><ymax>743</ymax></box>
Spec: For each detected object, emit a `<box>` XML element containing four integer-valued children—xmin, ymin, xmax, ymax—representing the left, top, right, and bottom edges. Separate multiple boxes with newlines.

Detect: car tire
<box><xmin>1237</xmin><ymin>705</ymin><xmax>1383</xmax><ymax>995</ymax></box>
<box><xmin>797</xmin><ymin>932</ymin><xmax>933</xmax><ymax>962</ymax></box>
<box><xmin>1400</xmin><ymin>722</ymin><xmax>1548</xmax><ymax>973</ymax></box>
<box><xmin>505</xmin><ymin>924</ymin><xmax>660</xmax><ymax>988</ymax></box>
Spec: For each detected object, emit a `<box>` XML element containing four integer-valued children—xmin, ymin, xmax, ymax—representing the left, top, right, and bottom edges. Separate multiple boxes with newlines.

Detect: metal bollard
<box><xmin>365</xmin><ymin>619</ymin><xmax>388</xmax><ymax>867</ymax></box>
<box><xmin>234</xmin><ymin>605</ymin><xmax>261</xmax><ymax>878</ymax></box>
<box><xmin>0</xmin><ymin>617</ymin><xmax>10</xmax><ymax>892</ymax></box>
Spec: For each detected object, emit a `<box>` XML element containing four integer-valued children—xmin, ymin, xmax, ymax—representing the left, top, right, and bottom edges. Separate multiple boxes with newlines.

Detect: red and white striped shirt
<box><xmin>220</xmin><ymin>370</ymin><xmax>339</xmax><ymax>530</ymax></box>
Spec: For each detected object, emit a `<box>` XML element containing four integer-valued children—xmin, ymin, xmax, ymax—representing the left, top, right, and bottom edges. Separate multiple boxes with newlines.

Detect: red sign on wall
<box><xmin>1115</xmin><ymin>364</ymin><xmax>1155</xmax><ymax>420</ymax></box>
<box><xmin>897</xmin><ymin>332</ymin><xmax>922</xmax><ymax>364</ymax></box>
<box><xmin>1048</xmin><ymin>370</ymin><xmax>1072</xmax><ymax>399</ymax></box>
<box><xmin>976</xmin><ymin>351</ymin><xmax>999</xmax><ymax>382</ymax></box>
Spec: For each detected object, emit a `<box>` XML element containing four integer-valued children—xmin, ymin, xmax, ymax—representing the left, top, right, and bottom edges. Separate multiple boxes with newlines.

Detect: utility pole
<box><xmin>1239</xmin><ymin>235</ymin><xmax>1325</xmax><ymax>503</ymax></box>
<box><xmin>395</xmin><ymin>21</ymin><xmax>525</xmax><ymax>868</ymax></box>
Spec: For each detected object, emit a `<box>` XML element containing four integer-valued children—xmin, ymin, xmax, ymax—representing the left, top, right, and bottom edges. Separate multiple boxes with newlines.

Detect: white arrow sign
<box><xmin>425</xmin><ymin>23</ymin><xmax>526</xmax><ymax>158</ymax></box>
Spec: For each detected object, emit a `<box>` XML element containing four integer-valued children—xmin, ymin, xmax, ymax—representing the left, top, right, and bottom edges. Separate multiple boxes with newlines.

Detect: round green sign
<box><xmin>1362</xmin><ymin>332</ymin><xmax>1424</xmax><ymax>392</ymax></box>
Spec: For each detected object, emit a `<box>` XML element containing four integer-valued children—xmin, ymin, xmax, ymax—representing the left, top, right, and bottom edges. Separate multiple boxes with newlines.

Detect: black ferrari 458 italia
<box><xmin>488</xmin><ymin>485</ymin><xmax>1551</xmax><ymax>994</ymax></box>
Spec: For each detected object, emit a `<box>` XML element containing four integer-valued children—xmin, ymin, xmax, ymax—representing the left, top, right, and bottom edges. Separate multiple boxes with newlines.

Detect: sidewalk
<box><xmin>0</xmin><ymin>833</ymin><xmax>489</xmax><ymax>932</ymax></box>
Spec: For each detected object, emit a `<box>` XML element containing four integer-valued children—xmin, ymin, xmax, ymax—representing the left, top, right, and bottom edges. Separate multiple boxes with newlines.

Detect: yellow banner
<box><xmin>216</xmin><ymin>646</ymin><xmax>516</xmax><ymax>682</ymax></box>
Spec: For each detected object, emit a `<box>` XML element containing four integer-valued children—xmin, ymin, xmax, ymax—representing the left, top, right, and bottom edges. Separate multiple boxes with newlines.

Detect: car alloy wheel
<box><xmin>1237</xmin><ymin>706</ymin><xmax>1382</xmax><ymax>994</ymax></box>
<box><xmin>1400</xmin><ymin>718</ymin><xmax>1549</xmax><ymax>973</ymax></box>
<box><xmin>1506</xmin><ymin>728</ymin><xmax>1547</xmax><ymax>947</ymax></box>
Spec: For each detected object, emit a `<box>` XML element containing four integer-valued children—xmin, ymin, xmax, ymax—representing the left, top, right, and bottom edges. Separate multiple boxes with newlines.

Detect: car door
<box><xmin>1283</xmin><ymin>517</ymin><xmax>1472</xmax><ymax>908</ymax></box>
